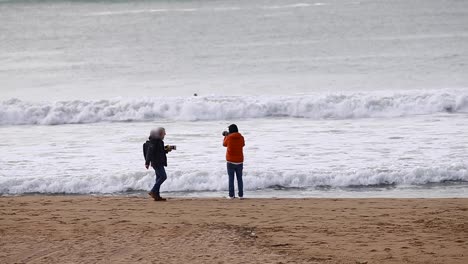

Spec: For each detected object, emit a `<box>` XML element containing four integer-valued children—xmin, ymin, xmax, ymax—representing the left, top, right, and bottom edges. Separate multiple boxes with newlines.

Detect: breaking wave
<box><xmin>1</xmin><ymin>163</ymin><xmax>467</xmax><ymax>195</ymax></box>
<box><xmin>1</xmin><ymin>90</ymin><xmax>468</xmax><ymax>125</ymax></box>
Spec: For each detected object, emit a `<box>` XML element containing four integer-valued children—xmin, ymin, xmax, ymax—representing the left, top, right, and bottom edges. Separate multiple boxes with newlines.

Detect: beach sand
<box><xmin>0</xmin><ymin>197</ymin><xmax>467</xmax><ymax>264</ymax></box>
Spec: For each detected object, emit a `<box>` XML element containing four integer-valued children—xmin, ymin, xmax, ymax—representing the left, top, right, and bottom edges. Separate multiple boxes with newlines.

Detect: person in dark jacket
<box><xmin>144</xmin><ymin>127</ymin><xmax>172</xmax><ymax>201</ymax></box>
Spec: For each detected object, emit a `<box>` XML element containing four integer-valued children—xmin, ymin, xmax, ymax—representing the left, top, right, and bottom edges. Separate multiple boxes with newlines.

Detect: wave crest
<box><xmin>1</xmin><ymin>90</ymin><xmax>468</xmax><ymax>125</ymax></box>
<box><xmin>1</xmin><ymin>163</ymin><xmax>467</xmax><ymax>194</ymax></box>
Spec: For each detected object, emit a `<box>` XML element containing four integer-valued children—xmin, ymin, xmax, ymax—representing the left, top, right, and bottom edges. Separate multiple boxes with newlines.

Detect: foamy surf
<box><xmin>1</xmin><ymin>163</ymin><xmax>467</xmax><ymax>195</ymax></box>
<box><xmin>1</xmin><ymin>90</ymin><xmax>467</xmax><ymax>125</ymax></box>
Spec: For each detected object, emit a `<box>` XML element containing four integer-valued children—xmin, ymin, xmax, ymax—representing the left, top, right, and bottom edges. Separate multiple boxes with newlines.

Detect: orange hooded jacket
<box><xmin>223</xmin><ymin>132</ymin><xmax>245</xmax><ymax>163</ymax></box>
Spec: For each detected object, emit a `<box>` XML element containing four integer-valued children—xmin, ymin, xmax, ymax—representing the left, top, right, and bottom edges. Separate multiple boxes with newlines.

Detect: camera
<box><xmin>165</xmin><ymin>145</ymin><xmax>177</xmax><ymax>151</ymax></box>
<box><xmin>222</xmin><ymin>131</ymin><xmax>229</xmax><ymax>136</ymax></box>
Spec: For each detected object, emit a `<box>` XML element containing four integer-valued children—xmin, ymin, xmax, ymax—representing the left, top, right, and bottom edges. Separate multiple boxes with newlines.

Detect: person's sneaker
<box><xmin>239</xmin><ymin>197</ymin><xmax>245</xmax><ymax>200</ymax></box>
<box><xmin>148</xmin><ymin>192</ymin><xmax>157</xmax><ymax>201</ymax></box>
<box><xmin>227</xmin><ymin>196</ymin><xmax>235</xmax><ymax>200</ymax></box>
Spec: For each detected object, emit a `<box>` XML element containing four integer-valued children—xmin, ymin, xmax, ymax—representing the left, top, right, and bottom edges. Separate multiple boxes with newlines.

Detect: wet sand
<box><xmin>0</xmin><ymin>196</ymin><xmax>467</xmax><ymax>264</ymax></box>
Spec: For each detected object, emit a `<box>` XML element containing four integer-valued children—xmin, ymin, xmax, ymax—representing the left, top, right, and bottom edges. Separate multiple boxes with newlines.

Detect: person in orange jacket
<box><xmin>223</xmin><ymin>124</ymin><xmax>245</xmax><ymax>199</ymax></box>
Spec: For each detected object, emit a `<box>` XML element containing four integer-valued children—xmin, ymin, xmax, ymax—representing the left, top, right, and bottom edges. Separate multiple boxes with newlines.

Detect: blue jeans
<box><xmin>151</xmin><ymin>166</ymin><xmax>167</xmax><ymax>195</ymax></box>
<box><xmin>227</xmin><ymin>163</ymin><xmax>243</xmax><ymax>198</ymax></box>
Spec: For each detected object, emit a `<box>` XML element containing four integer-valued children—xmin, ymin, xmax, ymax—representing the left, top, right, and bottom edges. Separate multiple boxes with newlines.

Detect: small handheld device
<box><xmin>222</xmin><ymin>131</ymin><xmax>229</xmax><ymax>136</ymax></box>
<box><xmin>165</xmin><ymin>145</ymin><xmax>177</xmax><ymax>151</ymax></box>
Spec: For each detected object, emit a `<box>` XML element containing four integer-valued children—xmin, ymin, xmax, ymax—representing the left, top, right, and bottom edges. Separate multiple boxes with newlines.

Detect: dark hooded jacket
<box><xmin>143</xmin><ymin>138</ymin><xmax>168</xmax><ymax>167</ymax></box>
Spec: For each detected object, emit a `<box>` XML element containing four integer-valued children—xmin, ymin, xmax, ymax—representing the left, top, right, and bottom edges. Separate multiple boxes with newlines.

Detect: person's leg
<box><xmin>235</xmin><ymin>163</ymin><xmax>244</xmax><ymax>198</ymax></box>
<box><xmin>151</xmin><ymin>166</ymin><xmax>167</xmax><ymax>196</ymax></box>
<box><xmin>227</xmin><ymin>163</ymin><xmax>235</xmax><ymax>198</ymax></box>
<box><xmin>150</xmin><ymin>168</ymin><xmax>159</xmax><ymax>194</ymax></box>
<box><xmin>157</xmin><ymin>166</ymin><xmax>167</xmax><ymax>198</ymax></box>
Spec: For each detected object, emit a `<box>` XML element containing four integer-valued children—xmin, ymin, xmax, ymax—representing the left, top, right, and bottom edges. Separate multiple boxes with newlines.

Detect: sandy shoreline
<box><xmin>0</xmin><ymin>196</ymin><xmax>467</xmax><ymax>264</ymax></box>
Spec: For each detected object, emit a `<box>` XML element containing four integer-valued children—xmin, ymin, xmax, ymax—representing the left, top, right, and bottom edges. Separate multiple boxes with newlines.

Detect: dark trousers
<box><xmin>151</xmin><ymin>166</ymin><xmax>167</xmax><ymax>195</ymax></box>
<box><xmin>227</xmin><ymin>162</ymin><xmax>243</xmax><ymax>198</ymax></box>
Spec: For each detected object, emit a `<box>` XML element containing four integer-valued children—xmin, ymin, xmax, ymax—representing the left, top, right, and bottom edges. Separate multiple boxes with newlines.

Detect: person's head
<box><xmin>228</xmin><ymin>124</ymin><xmax>239</xmax><ymax>134</ymax></box>
<box><xmin>149</xmin><ymin>127</ymin><xmax>166</xmax><ymax>140</ymax></box>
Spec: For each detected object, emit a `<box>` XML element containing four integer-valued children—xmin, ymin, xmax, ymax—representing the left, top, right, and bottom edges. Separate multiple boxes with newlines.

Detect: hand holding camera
<box><xmin>165</xmin><ymin>145</ymin><xmax>177</xmax><ymax>152</ymax></box>
<box><xmin>222</xmin><ymin>131</ymin><xmax>229</xmax><ymax>136</ymax></box>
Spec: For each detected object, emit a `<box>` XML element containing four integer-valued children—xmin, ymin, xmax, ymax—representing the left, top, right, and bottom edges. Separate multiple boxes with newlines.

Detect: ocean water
<box><xmin>1</xmin><ymin>0</ymin><xmax>468</xmax><ymax>197</ymax></box>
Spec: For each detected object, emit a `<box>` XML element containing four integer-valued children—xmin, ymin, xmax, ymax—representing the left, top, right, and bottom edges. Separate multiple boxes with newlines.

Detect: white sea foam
<box><xmin>87</xmin><ymin>2</ymin><xmax>324</xmax><ymax>16</ymax></box>
<box><xmin>262</xmin><ymin>2</ymin><xmax>327</xmax><ymax>9</ymax></box>
<box><xmin>262</xmin><ymin>3</ymin><xmax>312</xmax><ymax>9</ymax></box>
<box><xmin>89</xmin><ymin>8</ymin><xmax>202</xmax><ymax>16</ymax></box>
<box><xmin>1</xmin><ymin>90</ymin><xmax>467</xmax><ymax>125</ymax></box>
<box><xmin>1</xmin><ymin>163</ymin><xmax>466</xmax><ymax>194</ymax></box>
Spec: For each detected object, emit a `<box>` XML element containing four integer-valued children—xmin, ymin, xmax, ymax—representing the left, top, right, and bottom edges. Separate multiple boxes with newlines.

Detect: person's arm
<box><xmin>223</xmin><ymin>136</ymin><xmax>228</xmax><ymax>147</ymax></box>
<box><xmin>160</xmin><ymin>140</ymin><xmax>171</xmax><ymax>154</ymax></box>
<box><xmin>145</xmin><ymin>144</ymin><xmax>152</xmax><ymax>169</ymax></box>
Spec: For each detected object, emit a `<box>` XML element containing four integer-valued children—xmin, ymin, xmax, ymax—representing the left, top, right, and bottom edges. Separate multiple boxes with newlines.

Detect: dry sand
<box><xmin>0</xmin><ymin>196</ymin><xmax>467</xmax><ymax>264</ymax></box>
